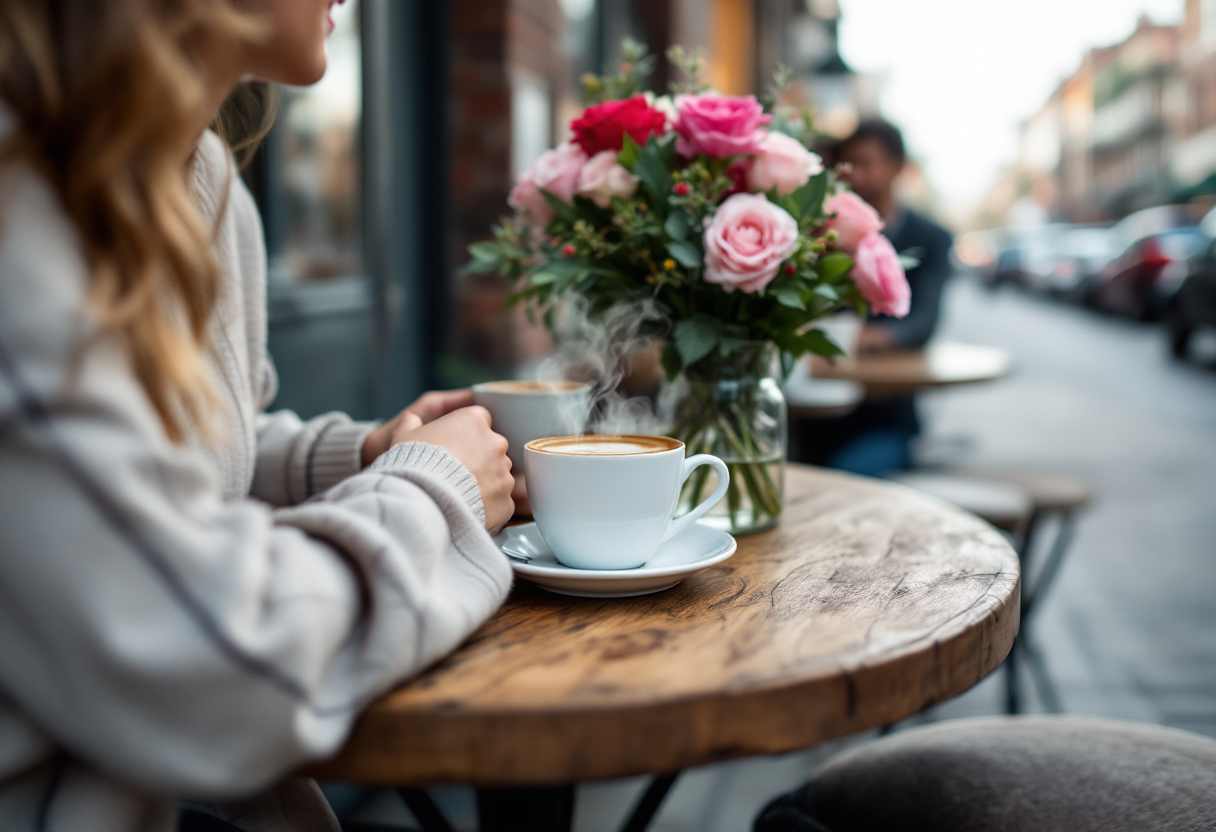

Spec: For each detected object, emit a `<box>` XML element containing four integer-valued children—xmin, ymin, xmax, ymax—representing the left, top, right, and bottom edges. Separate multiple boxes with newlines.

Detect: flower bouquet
<box><xmin>466</xmin><ymin>43</ymin><xmax>910</xmax><ymax>533</ymax></box>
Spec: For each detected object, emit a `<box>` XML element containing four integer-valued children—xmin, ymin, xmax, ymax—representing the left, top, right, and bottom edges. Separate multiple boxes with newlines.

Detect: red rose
<box><xmin>722</xmin><ymin>159</ymin><xmax>749</xmax><ymax>196</ymax></box>
<box><xmin>571</xmin><ymin>96</ymin><xmax>668</xmax><ymax>155</ymax></box>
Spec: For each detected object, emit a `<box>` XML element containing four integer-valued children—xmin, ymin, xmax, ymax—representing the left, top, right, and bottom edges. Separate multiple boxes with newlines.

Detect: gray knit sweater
<box><xmin>0</xmin><ymin>113</ymin><xmax>513</xmax><ymax>832</ymax></box>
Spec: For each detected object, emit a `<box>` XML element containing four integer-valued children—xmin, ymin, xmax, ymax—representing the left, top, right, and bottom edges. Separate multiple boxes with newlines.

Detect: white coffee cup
<box><xmin>471</xmin><ymin>380</ymin><xmax>593</xmax><ymax>471</ymax></box>
<box><xmin>524</xmin><ymin>434</ymin><xmax>730</xmax><ymax>570</ymax></box>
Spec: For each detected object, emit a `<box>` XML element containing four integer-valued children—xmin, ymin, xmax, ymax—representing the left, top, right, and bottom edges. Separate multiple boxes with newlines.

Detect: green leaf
<box><xmin>772</xmin><ymin>326</ymin><xmax>845</xmax><ymax>360</ymax></box>
<box><xmin>664</xmin><ymin>211</ymin><xmax>690</xmax><ymax>242</ymax></box>
<box><xmin>673</xmin><ymin>315</ymin><xmax>722</xmax><ymax>366</ymax></box>
<box><xmin>656</xmin><ymin>135</ymin><xmax>679</xmax><ymax>168</ymax></box>
<box><xmin>540</xmin><ymin>189</ymin><xmax>585</xmax><ymax>225</ymax></box>
<box><xmin>469</xmin><ymin>241</ymin><xmax>499</xmax><ymax>262</ymax></box>
<box><xmin>618</xmin><ymin>134</ymin><xmax>641</xmax><ymax>171</ymax></box>
<box><xmin>634</xmin><ymin>145</ymin><xmax>672</xmax><ymax>209</ymax></box>
<box><xmin>794</xmin><ymin>171</ymin><xmax>829</xmax><ymax>222</ymax></box>
<box><xmin>804</xmin><ymin>327</ymin><xmax>847</xmax><ymax>359</ymax></box>
<box><xmin>529</xmin><ymin>269</ymin><xmax>564</xmax><ymax>286</ymax></box>
<box><xmin>660</xmin><ymin>342</ymin><xmax>683</xmax><ymax>379</ymax></box>
<box><xmin>774</xmin><ymin>286</ymin><xmax>806</xmax><ymax>309</ymax></box>
<box><xmin>667</xmin><ymin>241</ymin><xmax>702</xmax><ymax>268</ymax></box>
<box><xmin>818</xmin><ymin>252</ymin><xmax>854</xmax><ymax>282</ymax></box>
<box><xmin>459</xmin><ymin>257</ymin><xmax>499</xmax><ymax>276</ymax></box>
<box><xmin>812</xmin><ymin>284</ymin><xmax>840</xmax><ymax>301</ymax></box>
<box><xmin>778</xmin><ymin>192</ymin><xmax>801</xmax><ymax>222</ymax></box>
<box><xmin>534</xmin><ymin>257</ymin><xmax>591</xmax><ymax>276</ymax></box>
<box><xmin>458</xmin><ymin>240</ymin><xmax>503</xmax><ymax>275</ymax></box>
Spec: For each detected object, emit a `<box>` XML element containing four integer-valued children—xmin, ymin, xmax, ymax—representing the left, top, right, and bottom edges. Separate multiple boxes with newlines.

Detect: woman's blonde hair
<box><xmin>0</xmin><ymin>0</ymin><xmax>273</xmax><ymax>442</ymax></box>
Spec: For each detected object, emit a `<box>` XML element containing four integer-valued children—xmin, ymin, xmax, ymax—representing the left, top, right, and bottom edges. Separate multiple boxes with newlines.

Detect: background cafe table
<box><xmin>311</xmin><ymin>465</ymin><xmax>1020</xmax><ymax>832</ymax></box>
<box><xmin>811</xmin><ymin>341</ymin><xmax>1014</xmax><ymax>397</ymax></box>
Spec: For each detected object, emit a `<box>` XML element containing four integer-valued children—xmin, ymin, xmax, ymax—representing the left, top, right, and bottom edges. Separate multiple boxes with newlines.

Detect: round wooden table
<box><xmin>812</xmin><ymin>341</ymin><xmax>1014</xmax><ymax>397</ymax></box>
<box><xmin>312</xmin><ymin>465</ymin><xmax>1020</xmax><ymax>830</ymax></box>
<box><xmin>782</xmin><ymin>362</ymin><xmax>865</xmax><ymax>419</ymax></box>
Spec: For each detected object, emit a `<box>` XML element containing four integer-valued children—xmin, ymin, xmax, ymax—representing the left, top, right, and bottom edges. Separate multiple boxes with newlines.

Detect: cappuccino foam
<box><xmin>527</xmin><ymin>434</ymin><xmax>681</xmax><ymax>456</ymax></box>
<box><xmin>555</xmin><ymin>441</ymin><xmax>656</xmax><ymax>455</ymax></box>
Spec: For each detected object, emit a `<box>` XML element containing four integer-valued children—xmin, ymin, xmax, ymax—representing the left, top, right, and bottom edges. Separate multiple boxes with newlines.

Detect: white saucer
<box><xmin>496</xmin><ymin>521</ymin><xmax>737</xmax><ymax>598</ymax></box>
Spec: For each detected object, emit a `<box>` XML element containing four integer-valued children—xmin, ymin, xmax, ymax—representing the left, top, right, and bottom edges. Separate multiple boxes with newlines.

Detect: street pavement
<box><xmin>923</xmin><ymin>275</ymin><xmax>1216</xmax><ymax>734</ymax></box>
<box><xmin>352</xmin><ymin>273</ymin><xmax>1216</xmax><ymax>831</ymax></box>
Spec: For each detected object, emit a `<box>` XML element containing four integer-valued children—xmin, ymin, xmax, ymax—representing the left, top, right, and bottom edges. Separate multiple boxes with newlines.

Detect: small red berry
<box><xmin>784</xmin><ymin>263</ymin><xmax>796</xmax><ymax>275</ymax></box>
<box><xmin>673</xmin><ymin>182</ymin><xmax>690</xmax><ymax>197</ymax></box>
<box><xmin>561</xmin><ymin>243</ymin><xmax>576</xmax><ymax>257</ymax></box>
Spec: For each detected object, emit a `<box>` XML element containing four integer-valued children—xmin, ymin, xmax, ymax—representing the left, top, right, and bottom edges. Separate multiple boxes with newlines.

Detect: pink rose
<box><xmin>703</xmin><ymin>193</ymin><xmax>799</xmax><ymax>294</ymax></box>
<box><xmin>576</xmin><ymin>150</ymin><xmax>638</xmax><ymax>208</ymax></box>
<box><xmin>824</xmin><ymin>191</ymin><xmax>884</xmax><ymax>253</ymax></box>
<box><xmin>508</xmin><ymin>142</ymin><xmax>588</xmax><ymax>224</ymax></box>
<box><xmin>672</xmin><ymin>93</ymin><xmax>772</xmax><ymax>159</ymax></box>
<box><xmin>852</xmin><ymin>234</ymin><xmax>910</xmax><ymax>318</ymax></box>
<box><xmin>747</xmin><ymin>131</ymin><xmax>824</xmax><ymax>196</ymax></box>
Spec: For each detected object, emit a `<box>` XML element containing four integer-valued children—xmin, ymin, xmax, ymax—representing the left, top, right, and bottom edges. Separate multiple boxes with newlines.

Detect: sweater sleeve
<box><xmin>0</xmin><ymin>178</ymin><xmax>512</xmax><ymax>799</ymax></box>
<box><xmin>250</xmin><ymin>357</ymin><xmax>380</xmax><ymax>506</ymax></box>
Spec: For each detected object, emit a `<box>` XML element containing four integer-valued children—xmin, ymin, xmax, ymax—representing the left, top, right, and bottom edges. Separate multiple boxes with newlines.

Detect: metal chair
<box><xmin>891</xmin><ymin>467</ymin><xmax>1092</xmax><ymax>713</ymax></box>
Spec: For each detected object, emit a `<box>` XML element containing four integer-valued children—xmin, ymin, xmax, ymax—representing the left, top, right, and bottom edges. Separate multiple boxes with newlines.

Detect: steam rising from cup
<box><xmin>534</xmin><ymin>297</ymin><xmax>669</xmax><ymax>436</ymax></box>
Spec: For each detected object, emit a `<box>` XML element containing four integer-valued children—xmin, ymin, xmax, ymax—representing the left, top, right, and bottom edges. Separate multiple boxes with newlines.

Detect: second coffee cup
<box><xmin>525</xmin><ymin>434</ymin><xmax>730</xmax><ymax>570</ymax></box>
<box><xmin>471</xmin><ymin>380</ymin><xmax>592</xmax><ymax>472</ymax></box>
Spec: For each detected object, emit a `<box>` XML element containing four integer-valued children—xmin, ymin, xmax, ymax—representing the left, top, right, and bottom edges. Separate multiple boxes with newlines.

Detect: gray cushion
<box><xmin>805</xmin><ymin>717</ymin><xmax>1216</xmax><ymax>832</ymax></box>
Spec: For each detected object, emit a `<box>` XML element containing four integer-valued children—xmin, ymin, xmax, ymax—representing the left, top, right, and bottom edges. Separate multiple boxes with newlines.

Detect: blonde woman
<box><xmin>0</xmin><ymin>1</ymin><xmax>517</xmax><ymax>830</ymax></box>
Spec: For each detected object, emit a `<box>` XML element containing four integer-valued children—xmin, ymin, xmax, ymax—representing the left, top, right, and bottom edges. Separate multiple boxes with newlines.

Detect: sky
<box><xmin>837</xmin><ymin>0</ymin><xmax>1185</xmax><ymax>217</ymax></box>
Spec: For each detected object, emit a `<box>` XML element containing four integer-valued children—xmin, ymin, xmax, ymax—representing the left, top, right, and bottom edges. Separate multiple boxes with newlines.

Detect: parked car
<box><xmin>1048</xmin><ymin>226</ymin><xmax>1114</xmax><ymax>300</ymax></box>
<box><xmin>1091</xmin><ymin>226</ymin><xmax>1208</xmax><ymax>321</ymax></box>
<box><xmin>986</xmin><ymin>224</ymin><xmax>1071</xmax><ymax>289</ymax></box>
<box><xmin>1019</xmin><ymin>225</ymin><xmax>1075</xmax><ymax>293</ymax></box>
<box><xmin>988</xmin><ymin>245</ymin><xmax>1027</xmax><ymax>287</ymax></box>
<box><xmin>1165</xmin><ymin>208</ymin><xmax>1216</xmax><ymax>359</ymax></box>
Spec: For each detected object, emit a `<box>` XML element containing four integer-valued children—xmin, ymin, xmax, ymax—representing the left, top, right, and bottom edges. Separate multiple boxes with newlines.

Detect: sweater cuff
<box><xmin>371</xmin><ymin>442</ymin><xmax>485</xmax><ymax>525</ymax></box>
<box><xmin>307</xmin><ymin>420</ymin><xmax>376</xmax><ymax>497</ymax></box>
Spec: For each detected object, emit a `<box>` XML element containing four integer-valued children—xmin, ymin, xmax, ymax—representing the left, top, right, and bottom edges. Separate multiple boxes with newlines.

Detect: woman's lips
<box><xmin>326</xmin><ymin>0</ymin><xmax>344</xmax><ymax>33</ymax></box>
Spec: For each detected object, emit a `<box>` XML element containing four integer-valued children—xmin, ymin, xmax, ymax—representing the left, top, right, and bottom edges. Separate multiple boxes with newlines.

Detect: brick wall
<box><xmin>448</xmin><ymin>0</ymin><xmax>565</xmax><ymax>375</ymax></box>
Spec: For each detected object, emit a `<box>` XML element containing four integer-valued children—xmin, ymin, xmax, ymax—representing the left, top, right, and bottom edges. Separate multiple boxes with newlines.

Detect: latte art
<box><xmin>554</xmin><ymin>441</ymin><xmax>657</xmax><ymax>455</ymax></box>
<box><xmin>527</xmin><ymin>434</ymin><xmax>682</xmax><ymax>456</ymax></box>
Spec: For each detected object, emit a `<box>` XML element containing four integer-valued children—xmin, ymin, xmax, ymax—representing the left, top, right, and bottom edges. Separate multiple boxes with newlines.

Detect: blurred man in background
<box><xmin>791</xmin><ymin>119</ymin><xmax>955</xmax><ymax>476</ymax></box>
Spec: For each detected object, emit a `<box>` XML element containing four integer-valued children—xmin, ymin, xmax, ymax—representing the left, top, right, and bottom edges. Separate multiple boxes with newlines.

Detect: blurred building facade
<box><xmin>1174</xmin><ymin>0</ymin><xmax>1216</xmax><ymax>196</ymax></box>
<box><xmin>1090</xmin><ymin>19</ymin><xmax>1186</xmax><ymax>216</ymax></box>
<box><xmin>982</xmin><ymin>11</ymin><xmax>1216</xmax><ymax>229</ymax></box>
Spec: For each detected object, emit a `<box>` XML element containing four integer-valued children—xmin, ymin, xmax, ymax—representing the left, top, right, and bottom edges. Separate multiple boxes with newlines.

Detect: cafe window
<box><xmin>258</xmin><ymin>0</ymin><xmax>363</xmax><ymax>283</ymax></box>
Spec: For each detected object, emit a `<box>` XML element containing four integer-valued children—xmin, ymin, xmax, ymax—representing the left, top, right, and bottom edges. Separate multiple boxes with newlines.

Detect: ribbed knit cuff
<box><xmin>371</xmin><ymin>442</ymin><xmax>485</xmax><ymax>525</ymax></box>
<box><xmin>306</xmin><ymin>420</ymin><xmax>377</xmax><ymax>497</ymax></box>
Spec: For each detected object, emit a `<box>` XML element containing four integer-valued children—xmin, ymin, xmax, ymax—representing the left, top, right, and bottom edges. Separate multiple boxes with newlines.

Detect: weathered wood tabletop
<box><xmin>312</xmin><ymin>464</ymin><xmax>1020</xmax><ymax>786</ymax></box>
<box><xmin>812</xmin><ymin>341</ymin><xmax>1014</xmax><ymax>397</ymax></box>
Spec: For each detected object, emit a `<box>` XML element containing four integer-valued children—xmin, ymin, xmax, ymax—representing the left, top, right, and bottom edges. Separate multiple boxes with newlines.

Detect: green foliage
<box><xmin>673</xmin><ymin>315</ymin><xmax>723</xmax><ymax>366</ymax></box>
<box><xmin>582</xmin><ymin>38</ymin><xmax>656</xmax><ymax>104</ymax></box>
<box><xmin>666</xmin><ymin>45</ymin><xmax>708</xmax><ymax>95</ymax></box>
<box><xmin>461</xmin><ymin>39</ymin><xmax>878</xmax><ymax>380</ymax></box>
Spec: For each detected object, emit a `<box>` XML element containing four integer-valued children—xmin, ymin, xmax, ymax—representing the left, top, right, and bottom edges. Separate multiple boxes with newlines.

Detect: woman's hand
<box><xmin>362</xmin><ymin>389</ymin><xmax>475</xmax><ymax>466</ymax></box>
<box><xmin>389</xmin><ymin>407</ymin><xmax>514</xmax><ymax>532</ymax></box>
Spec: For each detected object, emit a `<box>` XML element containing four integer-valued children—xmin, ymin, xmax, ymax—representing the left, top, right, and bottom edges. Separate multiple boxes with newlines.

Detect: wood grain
<box><xmin>310</xmin><ymin>465</ymin><xmax>1020</xmax><ymax>786</ymax></box>
<box><xmin>813</xmin><ymin>342</ymin><xmax>1014</xmax><ymax>396</ymax></box>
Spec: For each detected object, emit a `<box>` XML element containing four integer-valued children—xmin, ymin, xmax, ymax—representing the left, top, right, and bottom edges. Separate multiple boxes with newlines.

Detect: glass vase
<box><xmin>658</xmin><ymin>342</ymin><xmax>787</xmax><ymax>535</ymax></box>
